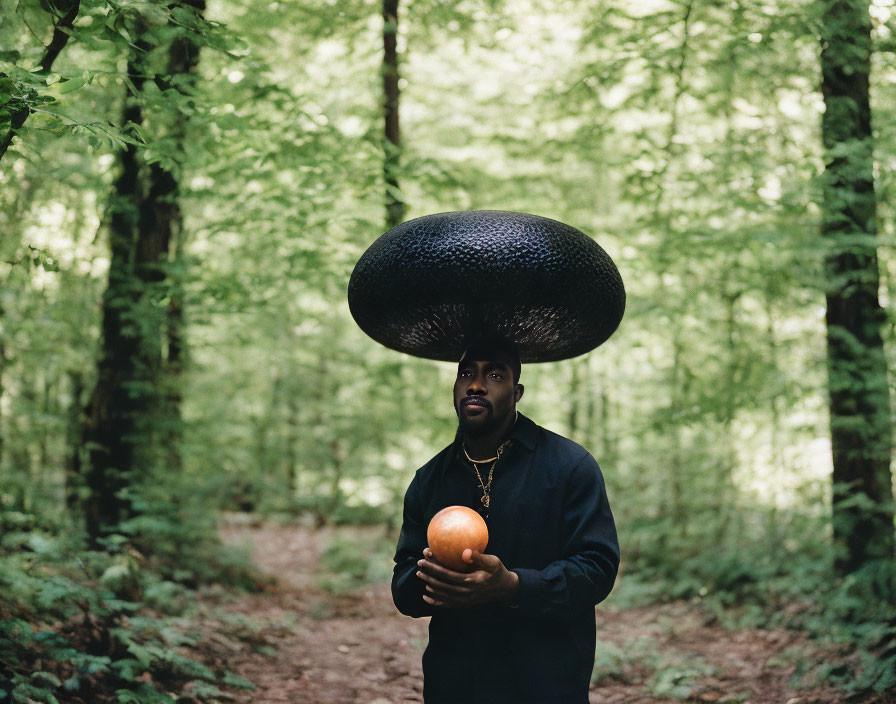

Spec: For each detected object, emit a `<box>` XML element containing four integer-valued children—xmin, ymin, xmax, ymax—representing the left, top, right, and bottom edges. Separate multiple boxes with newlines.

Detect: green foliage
<box><xmin>319</xmin><ymin>530</ymin><xmax>396</xmax><ymax>594</ymax></box>
<box><xmin>0</xmin><ymin>528</ymin><xmax>256</xmax><ymax>702</ymax></box>
<box><xmin>590</xmin><ymin>640</ymin><xmax>627</xmax><ymax>685</ymax></box>
<box><xmin>1</xmin><ymin>0</ymin><xmax>894</xmax><ymax>698</ymax></box>
<box><xmin>612</xmin><ymin>504</ymin><xmax>896</xmax><ymax>692</ymax></box>
<box><xmin>650</xmin><ymin>661</ymin><xmax>715</xmax><ymax>700</ymax></box>
<box><xmin>801</xmin><ymin>559</ymin><xmax>896</xmax><ymax>693</ymax></box>
<box><xmin>590</xmin><ymin>633</ymin><xmax>715</xmax><ymax>699</ymax></box>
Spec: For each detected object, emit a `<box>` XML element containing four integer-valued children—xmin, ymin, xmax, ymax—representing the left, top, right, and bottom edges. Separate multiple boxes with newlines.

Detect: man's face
<box><xmin>454</xmin><ymin>357</ymin><xmax>521</xmax><ymax>435</ymax></box>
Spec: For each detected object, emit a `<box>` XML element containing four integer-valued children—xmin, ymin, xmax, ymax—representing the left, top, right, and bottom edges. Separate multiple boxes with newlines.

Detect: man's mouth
<box><xmin>461</xmin><ymin>398</ymin><xmax>489</xmax><ymax>410</ymax></box>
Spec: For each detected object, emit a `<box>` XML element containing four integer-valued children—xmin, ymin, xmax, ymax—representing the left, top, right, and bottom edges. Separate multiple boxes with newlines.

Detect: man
<box><xmin>391</xmin><ymin>337</ymin><xmax>620</xmax><ymax>704</ymax></box>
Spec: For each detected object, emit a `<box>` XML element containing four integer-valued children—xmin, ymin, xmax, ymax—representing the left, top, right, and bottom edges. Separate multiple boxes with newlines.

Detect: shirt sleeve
<box><xmin>391</xmin><ymin>470</ymin><xmax>437</xmax><ymax>618</ymax></box>
<box><xmin>510</xmin><ymin>453</ymin><xmax>619</xmax><ymax>621</ymax></box>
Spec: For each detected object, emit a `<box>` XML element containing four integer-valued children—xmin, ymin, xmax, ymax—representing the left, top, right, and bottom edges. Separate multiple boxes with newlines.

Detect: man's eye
<box><xmin>489</xmin><ymin>373</ymin><xmax>502</xmax><ymax>380</ymax></box>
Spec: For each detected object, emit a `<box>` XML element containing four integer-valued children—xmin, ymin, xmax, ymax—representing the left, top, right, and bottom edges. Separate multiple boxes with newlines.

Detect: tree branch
<box><xmin>0</xmin><ymin>0</ymin><xmax>82</xmax><ymax>163</ymax></box>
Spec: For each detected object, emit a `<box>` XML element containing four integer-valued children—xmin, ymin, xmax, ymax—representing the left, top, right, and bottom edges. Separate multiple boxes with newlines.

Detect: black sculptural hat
<box><xmin>347</xmin><ymin>210</ymin><xmax>625</xmax><ymax>363</ymax></box>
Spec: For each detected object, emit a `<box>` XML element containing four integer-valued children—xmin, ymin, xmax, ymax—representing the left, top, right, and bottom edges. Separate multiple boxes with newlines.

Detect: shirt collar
<box><xmin>453</xmin><ymin>411</ymin><xmax>538</xmax><ymax>456</ymax></box>
<box><xmin>510</xmin><ymin>412</ymin><xmax>537</xmax><ymax>451</ymax></box>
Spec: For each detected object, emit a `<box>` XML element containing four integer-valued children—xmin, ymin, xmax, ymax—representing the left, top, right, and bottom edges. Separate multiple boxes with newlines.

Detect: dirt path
<box><xmin>212</xmin><ymin>518</ymin><xmax>426</xmax><ymax>703</ymax></box>
<box><xmin>205</xmin><ymin>517</ymin><xmax>862</xmax><ymax>704</ymax></box>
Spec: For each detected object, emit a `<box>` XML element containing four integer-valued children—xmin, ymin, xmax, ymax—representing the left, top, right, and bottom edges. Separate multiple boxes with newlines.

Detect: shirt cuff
<box><xmin>510</xmin><ymin>568</ymin><xmax>545</xmax><ymax>610</ymax></box>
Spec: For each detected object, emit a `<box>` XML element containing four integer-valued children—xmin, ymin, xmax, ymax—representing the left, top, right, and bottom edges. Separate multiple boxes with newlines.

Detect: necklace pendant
<box><xmin>481</xmin><ymin>495</ymin><xmax>490</xmax><ymax>508</ymax></box>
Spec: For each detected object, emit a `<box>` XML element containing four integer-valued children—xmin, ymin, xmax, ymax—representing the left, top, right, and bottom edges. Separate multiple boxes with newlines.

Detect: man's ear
<box><xmin>515</xmin><ymin>384</ymin><xmax>525</xmax><ymax>402</ymax></box>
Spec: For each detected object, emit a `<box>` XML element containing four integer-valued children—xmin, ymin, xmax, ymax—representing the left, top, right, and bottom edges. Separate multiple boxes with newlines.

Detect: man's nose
<box><xmin>466</xmin><ymin>373</ymin><xmax>486</xmax><ymax>394</ymax></box>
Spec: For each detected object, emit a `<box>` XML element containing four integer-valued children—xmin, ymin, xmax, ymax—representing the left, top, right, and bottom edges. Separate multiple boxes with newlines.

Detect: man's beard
<box><xmin>456</xmin><ymin>400</ymin><xmax>497</xmax><ymax>436</ymax></box>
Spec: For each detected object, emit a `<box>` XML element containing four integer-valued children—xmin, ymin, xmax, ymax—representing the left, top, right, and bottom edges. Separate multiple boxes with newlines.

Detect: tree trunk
<box><xmin>36</xmin><ymin>374</ymin><xmax>54</xmax><ymax>500</ymax></box>
<box><xmin>146</xmin><ymin>150</ymin><xmax>184</xmax><ymax>475</ymax></box>
<box><xmin>65</xmin><ymin>371</ymin><xmax>84</xmax><ymax>512</ymax></box>
<box><xmin>715</xmin><ymin>290</ymin><xmax>740</xmax><ymax>540</ymax></box>
<box><xmin>84</xmin><ymin>53</ymin><xmax>149</xmax><ymax>544</ymax></box>
<box><xmin>165</xmin><ymin>276</ymin><xmax>185</xmax><ymax>472</ymax></box>
<box><xmin>158</xmin><ymin>0</ymin><xmax>204</xmax><ymax>472</ymax></box>
<box><xmin>669</xmin><ymin>335</ymin><xmax>685</xmax><ymax>539</ymax></box>
<box><xmin>763</xmin><ymin>293</ymin><xmax>785</xmax><ymax>542</ymax></box>
<box><xmin>568</xmin><ymin>360</ymin><xmax>581</xmax><ymax>439</ymax></box>
<box><xmin>585</xmin><ymin>363</ymin><xmax>597</xmax><ymax>449</ymax></box>
<box><xmin>596</xmin><ymin>387</ymin><xmax>609</xmax><ymax>461</ymax></box>
<box><xmin>382</xmin><ymin>0</ymin><xmax>405</xmax><ymax>228</ymax></box>
<box><xmin>818</xmin><ymin>0</ymin><xmax>894</xmax><ymax>574</ymax></box>
<box><xmin>325</xmin><ymin>438</ymin><xmax>347</xmax><ymax>523</ymax></box>
<box><xmin>83</xmin><ymin>5</ymin><xmax>205</xmax><ymax>543</ymax></box>
<box><xmin>285</xmin><ymin>377</ymin><xmax>300</xmax><ymax>497</ymax></box>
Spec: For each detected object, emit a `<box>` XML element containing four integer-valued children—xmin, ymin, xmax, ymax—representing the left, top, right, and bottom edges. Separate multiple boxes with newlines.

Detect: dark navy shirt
<box><xmin>392</xmin><ymin>413</ymin><xmax>620</xmax><ymax>704</ymax></box>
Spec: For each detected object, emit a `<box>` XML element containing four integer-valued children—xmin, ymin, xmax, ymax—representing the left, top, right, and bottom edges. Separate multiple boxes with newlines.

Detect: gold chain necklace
<box><xmin>463</xmin><ymin>445</ymin><xmax>499</xmax><ymax>463</ymax></box>
<box><xmin>465</xmin><ymin>439</ymin><xmax>511</xmax><ymax>509</ymax></box>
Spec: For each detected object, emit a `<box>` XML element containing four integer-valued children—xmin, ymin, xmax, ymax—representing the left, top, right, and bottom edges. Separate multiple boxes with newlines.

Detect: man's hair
<box><xmin>459</xmin><ymin>335</ymin><xmax>522</xmax><ymax>385</ymax></box>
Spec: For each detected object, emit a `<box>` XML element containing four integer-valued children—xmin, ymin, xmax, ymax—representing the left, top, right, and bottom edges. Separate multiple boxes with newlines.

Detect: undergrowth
<box><xmin>613</xmin><ymin>505</ymin><xmax>896</xmax><ymax>697</ymax></box>
<box><xmin>591</xmin><ymin>635</ymin><xmax>717</xmax><ymax>699</ymax></box>
<box><xmin>0</xmin><ymin>505</ymin><xmax>262</xmax><ymax>704</ymax></box>
<box><xmin>318</xmin><ymin>529</ymin><xmax>395</xmax><ymax>594</ymax></box>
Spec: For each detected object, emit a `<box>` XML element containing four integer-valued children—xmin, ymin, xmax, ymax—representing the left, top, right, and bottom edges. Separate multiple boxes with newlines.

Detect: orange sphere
<box><xmin>427</xmin><ymin>505</ymin><xmax>489</xmax><ymax>572</ymax></box>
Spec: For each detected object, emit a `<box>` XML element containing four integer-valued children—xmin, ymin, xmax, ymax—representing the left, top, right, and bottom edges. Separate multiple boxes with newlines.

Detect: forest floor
<box><xmin>191</xmin><ymin>515</ymin><xmax>889</xmax><ymax>704</ymax></box>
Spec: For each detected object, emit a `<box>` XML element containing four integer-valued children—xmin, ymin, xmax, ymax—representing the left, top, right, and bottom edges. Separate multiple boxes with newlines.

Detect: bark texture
<box><xmin>83</xmin><ymin>3</ymin><xmax>204</xmax><ymax>542</ymax></box>
<box><xmin>382</xmin><ymin>0</ymin><xmax>405</xmax><ymax>228</ymax></box>
<box><xmin>819</xmin><ymin>0</ymin><xmax>894</xmax><ymax>574</ymax></box>
<box><xmin>84</xmin><ymin>53</ymin><xmax>148</xmax><ymax>542</ymax></box>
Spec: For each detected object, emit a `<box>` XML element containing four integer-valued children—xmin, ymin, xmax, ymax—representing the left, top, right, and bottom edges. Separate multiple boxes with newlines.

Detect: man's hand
<box><xmin>416</xmin><ymin>547</ymin><xmax>520</xmax><ymax>608</ymax></box>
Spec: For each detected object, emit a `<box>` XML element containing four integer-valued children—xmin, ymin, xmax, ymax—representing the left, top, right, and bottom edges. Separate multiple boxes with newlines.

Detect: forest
<box><xmin>1</xmin><ymin>0</ymin><xmax>895</xmax><ymax>701</ymax></box>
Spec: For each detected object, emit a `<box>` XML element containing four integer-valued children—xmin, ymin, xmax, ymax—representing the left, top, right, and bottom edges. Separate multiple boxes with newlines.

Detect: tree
<box><xmin>817</xmin><ymin>0</ymin><xmax>895</xmax><ymax>575</ymax></box>
<box><xmin>383</xmin><ymin>0</ymin><xmax>406</xmax><ymax>228</ymax></box>
<box><xmin>152</xmin><ymin>0</ymin><xmax>206</xmax><ymax>474</ymax></box>
<box><xmin>83</xmin><ymin>1</ymin><xmax>206</xmax><ymax>544</ymax></box>
<box><xmin>83</xmin><ymin>33</ymin><xmax>154</xmax><ymax>542</ymax></box>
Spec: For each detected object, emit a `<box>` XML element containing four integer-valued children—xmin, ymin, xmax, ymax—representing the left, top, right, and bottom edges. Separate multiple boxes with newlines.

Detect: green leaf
<box><xmin>26</xmin><ymin>534</ymin><xmax>57</xmax><ymax>555</ymax></box>
<box><xmin>58</xmin><ymin>74</ymin><xmax>88</xmax><ymax>94</ymax></box>
<box><xmin>11</xmin><ymin>683</ymin><xmax>58</xmax><ymax>704</ymax></box>
<box><xmin>126</xmin><ymin>641</ymin><xmax>153</xmax><ymax>668</ymax></box>
<box><xmin>223</xmin><ymin>672</ymin><xmax>256</xmax><ymax>690</ymax></box>
<box><xmin>29</xmin><ymin>673</ymin><xmax>61</xmax><ymax>689</ymax></box>
<box><xmin>111</xmin><ymin>658</ymin><xmax>145</xmax><ymax>681</ymax></box>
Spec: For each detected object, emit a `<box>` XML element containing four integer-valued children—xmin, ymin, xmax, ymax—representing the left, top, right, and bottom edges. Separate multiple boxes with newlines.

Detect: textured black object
<box><xmin>347</xmin><ymin>210</ymin><xmax>625</xmax><ymax>363</ymax></box>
